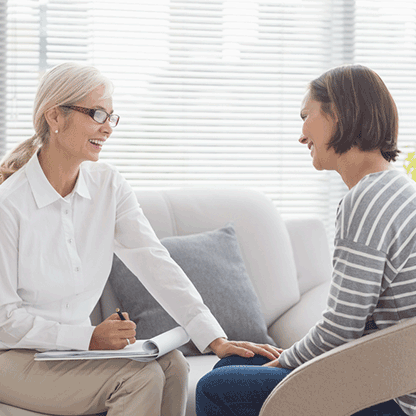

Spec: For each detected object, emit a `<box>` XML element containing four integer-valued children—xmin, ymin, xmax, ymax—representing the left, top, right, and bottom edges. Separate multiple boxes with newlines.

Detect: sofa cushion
<box><xmin>109</xmin><ymin>224</ymin><xmax>276</xmax><ymax>356</ymax></box>
<box><xmin>134</xmin><ymin>189</ymin><xmax>301</xmax><ymax>327</ymax></box>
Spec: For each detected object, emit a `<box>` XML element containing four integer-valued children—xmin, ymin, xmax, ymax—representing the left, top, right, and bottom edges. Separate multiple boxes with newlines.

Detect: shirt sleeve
<box><xmin>112</xmin><ymin>173</ymin><xmax>227</xmax><ymax>353</ymax></box>
<box><xmin>279</xmin><ymin>238</ymin><xmax>387</xmax><ymax>369</ymax></box>
<box><xmin>0</xmin><ymin>206</ymin><xmax>95</xmax><ymax>351</ymax></box>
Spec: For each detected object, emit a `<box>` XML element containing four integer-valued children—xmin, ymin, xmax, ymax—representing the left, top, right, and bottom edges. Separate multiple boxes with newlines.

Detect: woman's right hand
<box><xmin>89</xmin><ymin>312</ymin><xmax>136</xmax><ymax>350</ymax></box>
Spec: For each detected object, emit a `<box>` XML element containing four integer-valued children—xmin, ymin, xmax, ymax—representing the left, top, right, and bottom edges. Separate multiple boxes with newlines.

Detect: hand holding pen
<box><xmin>116</xmin><ymin>307</ymin><xmax>127</xmax><ymax>321</ymax></box>
<box><xmin>88</xmin><ymin>308</ymin><xmax>136</xmax><ymax>350</ymax></box>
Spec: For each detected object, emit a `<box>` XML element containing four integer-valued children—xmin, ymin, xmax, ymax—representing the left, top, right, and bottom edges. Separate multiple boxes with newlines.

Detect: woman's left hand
<box><xmin>262</xmin><ymin>358</ymin><xmax>283</xmax><ymax>367</ymax></box>
<box><xmin>209</xmin><ymin>338</ymin><xmax>283</xmax><ymax>361</ymax></box>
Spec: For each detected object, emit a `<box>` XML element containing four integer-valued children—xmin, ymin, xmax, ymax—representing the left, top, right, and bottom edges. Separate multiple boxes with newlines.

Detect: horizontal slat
<box><xmin>4</xmin><ymin>0</ymin><xmax>416</xmax><ymax>247</ymax></box>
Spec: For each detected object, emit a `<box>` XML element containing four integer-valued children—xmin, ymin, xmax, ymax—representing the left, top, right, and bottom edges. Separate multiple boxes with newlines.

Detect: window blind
<box><xmin>0</xmin><ymin>0</ymin><xmax>6</xmax><ymax>157</ymax></box>
<box><xmin>5</xmin><ymin>0</ymin><xmax>416</xmax><ymax>245</ymax></box>
<box><xmin>6</xmin><ymin>0</ymin><xmax>89</xmax><ymax>152</ymax></box>
<box><xmin>91</xmin><ymin>0</ymin><xmax>349</xmax><ymax>239</ymax></box>
<box><xmin>353</xmin><ymin>0</ymin><xmax>416</xmax><ymax>166</ymax></box>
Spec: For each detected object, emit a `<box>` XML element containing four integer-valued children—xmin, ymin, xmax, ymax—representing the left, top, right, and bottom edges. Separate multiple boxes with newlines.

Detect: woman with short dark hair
<box><xmin>196</xmin><ymin>65</ymin><xmax>414</xmax><ymax>416</ymax></box>
<box><xmin>309</xmin><ymin>64</ymin><xmax>399</xmax><ymax>162</ymax></box>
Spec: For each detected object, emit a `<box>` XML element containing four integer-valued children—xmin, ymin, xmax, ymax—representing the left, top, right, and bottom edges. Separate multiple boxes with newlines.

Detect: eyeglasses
<box><xmin>61</xmin><ymin>105</ymin><xmax>120</xmax><ymax>127</ymax></box>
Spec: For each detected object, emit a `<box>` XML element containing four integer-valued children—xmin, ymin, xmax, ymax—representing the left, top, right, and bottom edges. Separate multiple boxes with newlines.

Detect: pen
<box><xmin>115</xmin><ymin>308</ymin><xmax>126</xmax><ymax>321</ymax></box>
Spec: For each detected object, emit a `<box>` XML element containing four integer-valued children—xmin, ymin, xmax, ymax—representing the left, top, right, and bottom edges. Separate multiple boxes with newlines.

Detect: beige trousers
<box><xmin>0</xmin><ymin>348</ymin><xmax>189</xmax><ymax>416</ymax></box>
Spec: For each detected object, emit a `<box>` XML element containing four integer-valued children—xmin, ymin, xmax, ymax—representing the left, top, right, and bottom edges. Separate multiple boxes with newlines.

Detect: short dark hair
<box><xmin>309</xmin><ymin>64</ymin><xmax>400</xmax><ymax>162</ymax></box>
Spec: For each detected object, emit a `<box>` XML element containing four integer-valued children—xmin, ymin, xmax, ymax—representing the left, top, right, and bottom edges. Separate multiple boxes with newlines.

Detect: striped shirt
<box><xmin>279</xmin><ymin>169</ymin><xmax>416</xmax><ymax>415</ymax></box>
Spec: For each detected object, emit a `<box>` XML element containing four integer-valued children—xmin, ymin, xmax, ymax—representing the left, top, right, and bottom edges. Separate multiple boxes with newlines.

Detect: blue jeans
<box><xmin>195</xmin><ymin>355</ymin><xmax>406</xmax><ymax>416</ymax></box>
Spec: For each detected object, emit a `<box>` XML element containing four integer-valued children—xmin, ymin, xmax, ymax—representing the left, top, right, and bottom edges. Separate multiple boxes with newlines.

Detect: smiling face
<box><xmin>299</xmin><ymin>92</ymin><xmax>338</xmax><ymax>171</ymax></box>
<box><xmin>51</xmin><ymin>85</ymin><xmax>113</xmax><ymax>165</ymax></box>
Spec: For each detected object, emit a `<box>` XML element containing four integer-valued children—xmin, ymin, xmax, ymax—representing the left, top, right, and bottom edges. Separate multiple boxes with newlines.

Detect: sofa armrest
<box><xmin>268</xmin><ymin>280</ymin><xmax>331</xmax><ymax>349</ymax></box>
<box><xmin>260</xmin><ymin>316</ymin><xmax>416</xmax><ymax>416</ymax></box>
<box><xmin>284</xmin><ymin>218</ymin><xmax>332</xmax><ymax>296</ymax></box>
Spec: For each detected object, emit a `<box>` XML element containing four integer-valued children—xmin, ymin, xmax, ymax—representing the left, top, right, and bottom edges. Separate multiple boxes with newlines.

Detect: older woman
<box><xmin>196</xmin><ymin>65</ymin><xmax>414</xmax><ymax>416</ymax></box>
<box><xmin>0</xmin><ymin>62</ymin><xmax>280</xmax><ymax>416</ymax></box>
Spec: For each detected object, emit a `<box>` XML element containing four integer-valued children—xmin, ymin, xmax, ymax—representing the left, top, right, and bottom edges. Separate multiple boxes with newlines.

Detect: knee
<box><xmin>196</xmin><ymin>376</ymin><xmax>206</xmax><ymax>397</ymax></box>
<box><xmin>196</xmin><ymin>372</ymin><xmax>222</xmax><ymax>416</ymax></box>
<box><xmin>196</xmin><ymin>369</ymin><xmax>218</xmax><ymax>398</ymax></box>
<box><xmin>106</xmin><ymin>360</ymin><xmax>166</xmax><ymax>407</ymax></box>
<box><xmin>214</xmin><ymin>354</ymin><xmax>270</xmax><ymax>369</ymax></box>
<box><xmin>163</xmin><ymin>349</ymin><xmax>190</xmax><ymax>380</ymax></box>
<box><xmin>131</xmin><ymin>360</ymin><xmax>166</xmax><ymax>392</ymax></box>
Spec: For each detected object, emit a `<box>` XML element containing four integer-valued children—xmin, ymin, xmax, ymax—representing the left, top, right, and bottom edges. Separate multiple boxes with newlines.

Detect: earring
<box><xmin>55</xmin><ymin>130</ymin><xmax>58</xmax><ymax>134</ymax></box>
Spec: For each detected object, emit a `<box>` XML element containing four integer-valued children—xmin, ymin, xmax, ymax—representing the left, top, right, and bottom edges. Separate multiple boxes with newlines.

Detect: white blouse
<box><xmin>0</xmin><ymin>153</ymin><xmax>226</xmax><ymax>352</ymax></box>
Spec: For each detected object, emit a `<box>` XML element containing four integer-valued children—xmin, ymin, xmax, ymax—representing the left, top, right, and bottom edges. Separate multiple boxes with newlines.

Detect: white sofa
<box><xmin>4</xmin><ymin>188</ymin><xmax>415</xmax><ymax>416</ymax></box>
<box><xmin>1</xmin><ymin>188</ymin><xmax>331</xmax><ymax>415</ymax></box>
<box><xmin>99</xmin><ymin>188</ymin><xmax>333</xmax><ymax>416</ymax></box>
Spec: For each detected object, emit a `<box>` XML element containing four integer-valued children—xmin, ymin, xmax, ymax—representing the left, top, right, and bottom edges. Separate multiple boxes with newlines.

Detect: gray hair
<box><xmin>0</xmin><ymin>62</ymin><xmax>113</xmax><ymax>184</ymax></box>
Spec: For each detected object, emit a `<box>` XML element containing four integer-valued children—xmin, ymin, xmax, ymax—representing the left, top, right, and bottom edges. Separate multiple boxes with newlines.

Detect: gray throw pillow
<box><xmin>109</xmin><ymin>224</ymin><xmax>275</xmax><ymax>356</ymax></box>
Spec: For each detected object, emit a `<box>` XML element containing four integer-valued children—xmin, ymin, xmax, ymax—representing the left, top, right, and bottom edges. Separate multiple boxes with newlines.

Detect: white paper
<box><xmin>141</xmin><ymin>326</ymin><xmax>191</xmax><ymax>359</ymax></box>
<box><xmin>34</xmin><ymin>327</ymin><xmax>190</xmax><ymax>362</ymax></box>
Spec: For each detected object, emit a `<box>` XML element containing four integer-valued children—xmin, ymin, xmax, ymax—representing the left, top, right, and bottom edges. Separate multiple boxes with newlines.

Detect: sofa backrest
<box><xmin>94</xmin><ymin>188</ymin><xmax>305</xmax><ymax>327</ymax></box>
